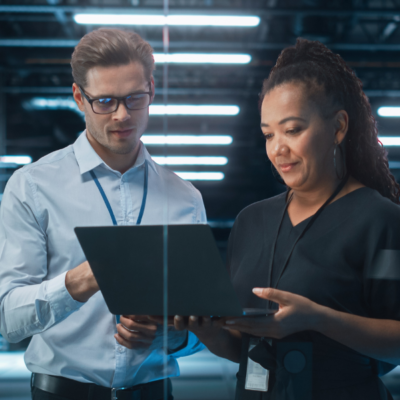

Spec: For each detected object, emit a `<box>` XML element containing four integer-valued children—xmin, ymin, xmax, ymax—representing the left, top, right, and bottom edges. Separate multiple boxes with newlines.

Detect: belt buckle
<box><xmin>111</xmin><ymin>388</ymin><xmax>118</xmax><ymax>400</ymax></box>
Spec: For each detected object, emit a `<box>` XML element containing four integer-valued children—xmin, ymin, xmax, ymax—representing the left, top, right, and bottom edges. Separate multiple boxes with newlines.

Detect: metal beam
<box><xmin>2</xmin><ymin>86</ymin><xmax>258</xmax><ymax>96</ymax></box>
<box><xmin>0</xmin><ymin>77</ymin><xmax>6</xmax><ymax>192</ymax></box>
<box><xmin>3</xmin><ymin>39</ymin><xmax>400</xmax><ymax>51</ymax></box>
<box><xmin>0</xmin><ymin>6</ymin><xmax>399</xmax><ymax>18</ymax></box>
<box><xmin>3</xmin><ymin>86</ymin><xmax>400</xmax><ymax>98</ymax></box>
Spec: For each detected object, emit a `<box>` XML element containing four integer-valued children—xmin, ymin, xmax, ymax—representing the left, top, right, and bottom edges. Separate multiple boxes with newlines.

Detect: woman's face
<box><xmin>261</xmin><ymin>82</ymin><xmax>341</xmax><ymax>191</ymax></box>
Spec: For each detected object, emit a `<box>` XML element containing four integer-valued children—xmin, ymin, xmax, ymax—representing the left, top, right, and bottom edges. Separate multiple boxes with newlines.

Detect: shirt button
<box><xmin>65</xmin><ymin>306</ymin><xmax>71</xmax><ymax>313</ymax></box>
<box><xmin>118</xmin><ymin>346</ymin><xmax>124</xmax><ymax>353</ymax></box>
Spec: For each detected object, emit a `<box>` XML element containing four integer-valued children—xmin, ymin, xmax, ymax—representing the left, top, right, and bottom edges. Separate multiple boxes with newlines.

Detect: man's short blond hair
<box><xmin>71</xmin><ymin>28</ymin><xmax>155</xmax><ymax>88</ymax></box>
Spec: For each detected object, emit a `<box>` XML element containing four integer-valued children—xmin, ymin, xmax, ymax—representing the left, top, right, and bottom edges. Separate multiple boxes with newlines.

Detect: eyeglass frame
<box><xmin>78</xmin><ymin>82</ymin><xmax>153</xmax><ymax>115</ymax></box>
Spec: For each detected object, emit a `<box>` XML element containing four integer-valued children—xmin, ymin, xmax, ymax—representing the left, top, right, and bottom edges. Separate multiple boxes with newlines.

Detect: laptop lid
<box><xmin>74</xmin><ymin>224</ymin><xmax>246</xmax><ymax>316</ymax></box>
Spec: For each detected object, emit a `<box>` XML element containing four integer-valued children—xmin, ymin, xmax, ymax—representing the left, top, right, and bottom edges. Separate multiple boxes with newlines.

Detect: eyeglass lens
<box><xmin>92</xmin><ymin>94</ymin><xmax>150</xmax><ymax>114</ymax></box>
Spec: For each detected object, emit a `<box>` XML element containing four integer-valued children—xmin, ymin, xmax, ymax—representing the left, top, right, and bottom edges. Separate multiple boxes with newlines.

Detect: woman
<box><xmin>173</xmin><ymin>38</ymin><xmax>400</xmax><ymax>399</ymax></box>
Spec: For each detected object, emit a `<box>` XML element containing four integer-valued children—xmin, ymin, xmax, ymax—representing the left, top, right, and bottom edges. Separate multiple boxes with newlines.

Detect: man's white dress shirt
<box><xmin>0</xmin><ymin>131</ymin><xmax>206</xmax><ymax>388</ymax></box>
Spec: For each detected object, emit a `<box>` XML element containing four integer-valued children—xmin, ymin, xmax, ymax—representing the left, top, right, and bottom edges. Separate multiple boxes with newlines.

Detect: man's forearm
<box><xmin>0</xmin><ymin>272</ymin><xmax>83</xmax><ymax>343</ymax></box>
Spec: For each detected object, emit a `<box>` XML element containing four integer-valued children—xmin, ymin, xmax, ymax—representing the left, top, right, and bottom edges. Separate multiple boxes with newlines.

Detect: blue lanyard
<box><xmin>89</xmin><ymin>160</ymin><xmax>149</xmax><ymax>226</ymax></box>
<box><xmin>89</xmin><ymin>161</ymin><xmax>149</xmax><ymax>326</ymax></box>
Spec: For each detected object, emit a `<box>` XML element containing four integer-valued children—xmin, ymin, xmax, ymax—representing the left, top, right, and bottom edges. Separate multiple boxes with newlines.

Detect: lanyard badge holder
<box><xmin>245</xmin><ymin>174</ymin><xmax>349</xmax><ymax>392</ymax></box>
<box><xmin>245</xmin><ymin>338</ymin><xmax>271</xmax><ymax>391</ymax></box>
<box><xmin>90</xmin><ymin>161</ymin><xmax>149</xmax><ymax>399</ymax></box>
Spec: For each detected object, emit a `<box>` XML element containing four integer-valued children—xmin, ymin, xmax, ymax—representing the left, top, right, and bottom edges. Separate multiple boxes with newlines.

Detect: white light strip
<box><xmin>174</xmin><ymin>172</ymin><xmax>225</xmax><ymax>181</ymax></box>
<box><xmin>142</xmin><ymin>135</ymin><xmax>233</xmax><ymax>145</ymax></box>
<box><xmin>149</xmin><ymin>105</ymin><xmax>240</xmax><ymax>116</ymax></box>
<box><xmin>378</xmin><ymin>107</ymin><xmax>400</xmax><ymax>117</ymax></box>
<box><xmin>0</xmin><ymin>156</ymin><xmax>32</xmax><ymax>165</ymax></box>
<box><xmin>153</xmin><ymin>53</ymin><xmax>251</xmax><ymax>64</ymax></box>
<box><xmin>73</xmin><ymin>14</ymin><xmax>260</xmax><ymax>27</ymax></box>
<box><xmin>379</xmin><ymin>136</ymin><xmax>400</xmax><ymax>146</ymax></box>
<box><xmin>24</xmin><ymin>99</ymin><xmax>240</xmax><ymax>116</ymax></box>
<box><xmin>389</xmin><ymin>161</ymin><xmax>400</xmax><ymax>169</ymax></box>
<box><xmin>152</xmin><ymin>156</ymin><xmax>228</xmax><ymax>165</ymax></box>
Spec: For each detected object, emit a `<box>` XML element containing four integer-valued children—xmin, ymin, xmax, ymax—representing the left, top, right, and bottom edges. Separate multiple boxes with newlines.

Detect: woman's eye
<box><xmin>263</xmin><ymin>133</ymin><xmax>273</xmax><ymax>140</ymax></box>
<box><xmin>286</xmin><ymin>127</ymin><xmax>301</xmax><ymax>134</ymax></box>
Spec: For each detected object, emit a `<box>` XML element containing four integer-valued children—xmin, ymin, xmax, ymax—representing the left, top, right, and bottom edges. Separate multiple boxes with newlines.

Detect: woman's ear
<box><xmin>334</xmin><ymin>110</ymin><xmax>349</xmax><ymax>145</ymax></box>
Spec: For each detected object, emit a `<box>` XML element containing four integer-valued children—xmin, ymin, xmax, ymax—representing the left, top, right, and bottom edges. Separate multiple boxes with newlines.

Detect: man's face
<box><xmin>73</xmin><ymin>62</ymin><xmax>153</xmax><ymax>156</ymax></box>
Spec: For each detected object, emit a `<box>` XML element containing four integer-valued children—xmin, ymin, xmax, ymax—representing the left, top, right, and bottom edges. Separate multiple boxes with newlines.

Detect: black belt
<box><xmin>32</xmin><ymin>373</ymin><xmax>172</xmax><ymax>400</ymax></box>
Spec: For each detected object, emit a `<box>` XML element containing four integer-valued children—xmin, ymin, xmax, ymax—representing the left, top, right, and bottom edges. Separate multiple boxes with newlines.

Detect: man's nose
<box><xmin>113</xmin><ymin>102</ymin><xmax>131</xmax><ymax>121</ymax></box>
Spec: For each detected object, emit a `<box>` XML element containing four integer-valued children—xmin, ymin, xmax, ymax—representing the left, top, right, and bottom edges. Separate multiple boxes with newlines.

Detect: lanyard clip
<box><xmin>111</xmin><ymin>388</ymin><xmax>118</xmax><ymax>400</ymax></box>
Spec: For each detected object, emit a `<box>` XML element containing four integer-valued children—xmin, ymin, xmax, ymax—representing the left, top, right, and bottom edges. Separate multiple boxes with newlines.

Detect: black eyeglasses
<box><xmin>78</xmin><ymin>82</ymin><xmax>153</xmax><ymax>115</ymax></box>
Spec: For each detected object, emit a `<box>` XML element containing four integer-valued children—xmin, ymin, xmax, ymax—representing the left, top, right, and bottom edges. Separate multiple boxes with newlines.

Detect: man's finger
<box><xmin>120</xmin><ymin>317</ymin><xmax>158</xmax><ymax>336</ymax></box>
<box><xmin>174</xmin><ymin>315</ymin><xmax>186</xmax><ymax>331</ymax></box>
<box><xmin>188</xmin><ymin>316</ymin><xmax>199</xmax><ymax>329</ymax></box>
<box><xmin>117</xmin><ymin>323</ymin><xmax>155</xmax><ymax>341</ymax></box>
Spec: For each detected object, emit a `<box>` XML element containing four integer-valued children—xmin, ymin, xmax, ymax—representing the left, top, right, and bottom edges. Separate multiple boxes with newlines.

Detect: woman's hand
<box><xmin>223</xmin><ymin>288</ymin><xmax>322</xmax><ymax>339</ymax></box>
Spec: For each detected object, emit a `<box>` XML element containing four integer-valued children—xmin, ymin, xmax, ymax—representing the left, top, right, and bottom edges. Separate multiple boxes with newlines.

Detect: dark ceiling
<box><xmin>1</xmin><ymin>0</ymin><xmax>400</xmax><ymax>229</ymax></box>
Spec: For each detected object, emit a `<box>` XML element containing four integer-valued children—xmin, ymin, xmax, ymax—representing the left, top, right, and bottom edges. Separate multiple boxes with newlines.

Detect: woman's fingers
<box><xmin>252</xmin><ymin>287</ymin><xmax>292</xmax><ymax>305</ymax></box>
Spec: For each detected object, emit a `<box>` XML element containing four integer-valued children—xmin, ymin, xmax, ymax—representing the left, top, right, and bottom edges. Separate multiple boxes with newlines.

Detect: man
<box><xmin>0</xmin><ymin>28</ymin><xmax>206</xmax><ymax>400</ymax></box>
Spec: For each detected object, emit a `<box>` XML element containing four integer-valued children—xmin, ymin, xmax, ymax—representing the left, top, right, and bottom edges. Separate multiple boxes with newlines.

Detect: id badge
<box><xmin>245</xmin><ymin>338</ymin><xmax>270</xmax><ymax>392</ymax></box>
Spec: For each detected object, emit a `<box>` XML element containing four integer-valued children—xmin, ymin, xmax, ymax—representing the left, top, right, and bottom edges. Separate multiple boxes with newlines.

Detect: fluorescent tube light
<box><xmin>174</xmin><ymin>172</ymin><xmax>225</xmax><ymax>181</ymax></box>
<box><xmin>24</xmin><ymin>98</ymin><xmax>240</xmax><ymax>117</ymax></box>
<box><xmin>149</xmin><ymin>105</ymin><xmax>240</xmax><ymax>116</ymax></box>
<box><xmin>389</xmin><ymin>161</ymin><xmax>400</xmax><ymax>169</ymax></box>
<box><xmin>152</xmin><ymin>156</ymin><xmax>228</xmax><ymax>165</ymax></box>
<box><xmin>379</xmin><ymin>136</ymin><xmax>400</xmax><ymax>146</ymax></box>
<box><xmin>0</xmin><ymin>156</ymin><xmax>32</xmax><ymax>165</ymax></box>
<box><xmin>153</xmin><ymin>53</ymin><xmax>251</xmax><ymax>64</ymax></box>
<box><xmin>141</xmin><ymin>135</ymin><xmax>233</xmax><ymax>145</ymax></box>
<box><xmin>73</xmin><ymin>14</ymin><xmax>260</xmax><ymax>27</ymax></box>
<box><xmin>377</xmin><ymin>107</ymin><xmax>400</xmax><ymax>117</ymax></box>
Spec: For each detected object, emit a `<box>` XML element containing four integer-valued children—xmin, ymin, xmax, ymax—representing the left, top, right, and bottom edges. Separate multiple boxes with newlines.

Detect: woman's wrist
<box><xmin>308</xmin><ymin>302</ymin><xmax>329</xmax><ymax>332</ymax></box>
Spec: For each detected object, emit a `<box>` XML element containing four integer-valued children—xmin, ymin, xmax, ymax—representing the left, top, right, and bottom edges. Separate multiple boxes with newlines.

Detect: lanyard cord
<box><xmin>268</xmin><ymin>173</ymin><xmax>350</xmax><ymax>291</ymax></box>
<box><xmin>89</xmin><ymin>160</ymin><xmax>149</xmax><ymax>227</ymax></box>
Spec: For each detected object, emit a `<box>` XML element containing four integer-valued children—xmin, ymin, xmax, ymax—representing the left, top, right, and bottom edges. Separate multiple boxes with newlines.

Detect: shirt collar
<box><xmin>73</xmin><ymin>130</ymin><xmax>159</xmax><ymax>176</ymax></box>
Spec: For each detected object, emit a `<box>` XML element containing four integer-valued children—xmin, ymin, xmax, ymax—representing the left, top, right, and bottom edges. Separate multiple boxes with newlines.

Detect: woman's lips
<box><xmin>279</xmin><ymin>162</ymin><xmax>298</xmax><ymax>172</ymax></box>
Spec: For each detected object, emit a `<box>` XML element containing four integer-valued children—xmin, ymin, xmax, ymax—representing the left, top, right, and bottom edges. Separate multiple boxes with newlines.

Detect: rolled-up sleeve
<box><xmin>0</xmin><ymin>170</ymin><xmax>83</xmax><ymax>343</ymax></box>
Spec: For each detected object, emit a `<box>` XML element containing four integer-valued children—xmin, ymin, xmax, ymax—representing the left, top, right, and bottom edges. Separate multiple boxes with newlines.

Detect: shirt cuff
<box><xmin>45</xmin><ymin>271</ymin><xmax>84</xmax><ymax>322</ymax></box>
<box><xmin>168</xmin><ymin>331</ymin><xmax>205</xmax><ymax>358</ymax></box>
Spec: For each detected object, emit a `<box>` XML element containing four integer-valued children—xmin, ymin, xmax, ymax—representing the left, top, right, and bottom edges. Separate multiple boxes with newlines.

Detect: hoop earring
<box><xmin>271</xmin><ymin>163</ymin><xmax>285</xmax><ymax>185</ymax></box>
<box><xmin>333</xmin><ymin>144</ymin><xmax>346</xmax><ymax>180</ymax></box>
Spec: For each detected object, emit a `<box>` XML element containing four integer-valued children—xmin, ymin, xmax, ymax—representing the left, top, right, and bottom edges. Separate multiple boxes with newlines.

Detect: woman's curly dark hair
<box><xmin>259</xmin><ymin>37</ymin><xmax>400</xmax><ymax>204</ymax></box>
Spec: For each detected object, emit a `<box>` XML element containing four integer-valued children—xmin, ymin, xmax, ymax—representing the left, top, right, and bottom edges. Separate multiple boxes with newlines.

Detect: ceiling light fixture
<box><xmin>174</xmin><ymin>172</ymin><xmax>225</xmax><ymax>181</ymax></box>
<box><xmin>153</xmin><ymin>53</ymin><xmax>251</xmax><ymax>64</ymax></box>
<box><xmin>152</xmin><ymin>156</ymin><xmax>228</xmax><ymax>165</ymax></box>
<box><xmin>377</xmin><ymin>107</ymin><xmax>400</xmax><ymax>117</ymax></box>
<box><xmin>73</xmin><ymin>14</ymin><xmax>260</xmax><ymax>27</ymax></box>
<box><xmin>141</xmin><ymin>135</ymin><xmax>233</xmax><ymax>145</ymax></box>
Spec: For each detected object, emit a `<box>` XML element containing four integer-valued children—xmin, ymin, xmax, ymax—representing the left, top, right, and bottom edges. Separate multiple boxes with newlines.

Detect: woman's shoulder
<box><xmin>235</xmin><ymin>192</ymin><xmax>287</xmax><ymax>224</ymax></box>
<box><xmin>359</xmin><ymin>187</ymin><xmax>400</xmax><ymax>225</ymax></box>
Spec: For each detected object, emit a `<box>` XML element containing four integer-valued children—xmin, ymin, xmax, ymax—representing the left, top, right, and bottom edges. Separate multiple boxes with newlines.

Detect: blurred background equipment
<box><xmin>1</xmin><ymin>0</ymin><xmax>400</xmax><ymax>399</ymax></box>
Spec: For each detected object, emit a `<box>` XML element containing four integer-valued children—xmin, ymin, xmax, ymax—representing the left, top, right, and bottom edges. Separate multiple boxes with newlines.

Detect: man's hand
<box><xmin>115</xmin><ymin>315</ymin><xmax>158</xmax><ymax>350</ymax></box>
<box><xmin>65</xmin><ymin>261</ymin><xmax>99</xmax><ymax>302</ymax></box>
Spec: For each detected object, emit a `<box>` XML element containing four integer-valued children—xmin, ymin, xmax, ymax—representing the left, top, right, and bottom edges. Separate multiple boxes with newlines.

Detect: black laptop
<box><xmin>74</xmin><ymin>224</ymin><xmax>276</xmax><ymax>317</ymax></box>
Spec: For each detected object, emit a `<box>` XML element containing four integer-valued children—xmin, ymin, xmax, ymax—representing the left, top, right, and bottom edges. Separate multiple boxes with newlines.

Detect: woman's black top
<box><xmin>227</xmin><ymin>187</ymin><xmax>400</xmax><ymax>400</ymax></box>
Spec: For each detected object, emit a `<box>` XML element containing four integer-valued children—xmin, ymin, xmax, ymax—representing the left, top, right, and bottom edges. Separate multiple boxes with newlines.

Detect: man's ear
<box><xmin>334</xmin><ymin>110</ymin><xmax>349</xmax><ymax>145</ymax></box>
<box><xmin>72</xmin><ymin>83</ymin><xmax>85</xmax><ymax>112</ymax></box>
